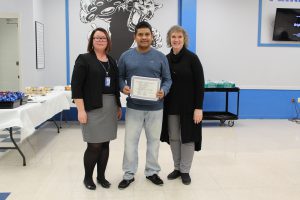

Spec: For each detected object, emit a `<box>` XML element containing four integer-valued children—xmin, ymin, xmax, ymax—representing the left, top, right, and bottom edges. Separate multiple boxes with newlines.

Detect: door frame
<box><xmin>0</xmin><ymin>13</ymin><xmax>21</xmax><ymax>90</ymax></box>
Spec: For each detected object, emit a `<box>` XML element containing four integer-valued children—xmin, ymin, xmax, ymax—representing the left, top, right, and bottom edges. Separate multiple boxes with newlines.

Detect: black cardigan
<box><xmin>71</xmin><ymin>52</ymin><xmax>121</xmax><ymax>111</ymax></box>
<box><xmin>161</xmin><ymin>47</ymin><xmax>205</xmax><ymax>151</ymax></box>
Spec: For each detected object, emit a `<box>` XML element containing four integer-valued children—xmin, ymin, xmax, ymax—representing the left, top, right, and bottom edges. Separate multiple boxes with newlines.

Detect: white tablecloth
<box><xmin>0</xmin><ymin>91</ymin><xmax>70</xmax><ymax>140</ymax></box>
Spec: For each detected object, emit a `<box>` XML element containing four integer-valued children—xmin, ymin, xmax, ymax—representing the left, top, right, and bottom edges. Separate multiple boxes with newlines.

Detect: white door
<box><xmin>0</xmin><ymin>18</ymin><xmax>19</xmax><ymax>91</ymax></box>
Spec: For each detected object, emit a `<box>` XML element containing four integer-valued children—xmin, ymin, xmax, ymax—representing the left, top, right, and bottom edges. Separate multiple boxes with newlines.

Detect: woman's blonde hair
<box><xmin>166</xmin><ymin>25</ymin><xmax>189</xmax><ymax>48</ymax></box>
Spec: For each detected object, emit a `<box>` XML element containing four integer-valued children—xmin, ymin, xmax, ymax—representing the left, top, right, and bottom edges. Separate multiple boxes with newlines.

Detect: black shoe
<box><xmin>97</xmin><ymin>177</ymin><xmax>111</xmax><ymax>188</ymax></box>
<box><xmin>181</xmin><ymin>173</ymin><xmax>191</xmax><ymax>185</ymax></box>
<box><xmin>146</xmin><ymin>174</ymin><xmax>164</xmax><ymax>185</ymax></box>
<box><xmin>167</xmin><ymin>170</ymin><xmax>181</xmax><ymax>180</ymax></box>
<box><xmin>83</xmin><ymin>179</ymin><xmax>96</xmax><ymax>190</ymax></box>
<box><xmin>118</xmin><ymin>178</ymin><xmax>135</xmax><ymax>189</ymax></box>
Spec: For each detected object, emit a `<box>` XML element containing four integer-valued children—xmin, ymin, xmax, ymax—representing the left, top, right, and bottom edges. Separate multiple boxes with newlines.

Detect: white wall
<box><xmin>36</xmin><ymin>0</ymin><xmax>66</xmax><ymax>86</ymax></box>
<box><xmin>197</xmin><ymin>0</ymin><xmax>300</xmax><ymax>89</ymax></box>
<box><xmin>0</xmin><ymin>0</ymin><xmax>37</xmax><ymax>89</ymax></box>
<box><xmin>2</xmin><ymin>0</ymin><xmax>300</xmax><ymax>89</ymax></box>
<box><xmin>0</xmin><ymin>0</ymin><xmax>66</xmax><ymax>89</ymax></box>
<box><xmin>2</xmin><ymin>0</ymin><xmax>175</xmax><ymax>88</ymax></box>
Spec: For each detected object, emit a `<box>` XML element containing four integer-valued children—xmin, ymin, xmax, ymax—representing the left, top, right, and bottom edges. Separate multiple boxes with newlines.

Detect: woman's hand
<box><xmin>78</xmin><ymin>110</ymin><xmax>87</xmax><ymax>124</ymax></box>
<box><xmin>193</xmin><ymin>109</ymin><xmax>203</xmax><ymax>124</ymax></box>
<box><xmin>117</xmin><ymin>107</ymin><xmax>122</xmax><ymax>120</ymax></box>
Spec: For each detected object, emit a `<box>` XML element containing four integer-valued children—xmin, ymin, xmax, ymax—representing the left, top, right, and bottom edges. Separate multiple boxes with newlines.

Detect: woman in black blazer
<box><xmin>161</xmin><ymin>25</ymin><xmax>205</xmax><ymax>185</ymax></box>
<box><xmin>71</xmin><ymin>28</ymin><xmax>122</xmax><ymax>190</ymax></box>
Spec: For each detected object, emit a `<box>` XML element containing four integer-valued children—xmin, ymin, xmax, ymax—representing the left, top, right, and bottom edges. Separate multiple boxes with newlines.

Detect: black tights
<box><xmin>84</xmin><ymin>142</ymin><xmax>109</xmax><ymax>182</ymax></box>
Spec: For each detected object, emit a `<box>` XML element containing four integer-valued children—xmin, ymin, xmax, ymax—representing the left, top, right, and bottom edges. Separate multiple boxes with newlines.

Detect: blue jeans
<box><xmin>122</xmin><ymin>108</ymin><xmax>163</xmax><ymax>180</ymax></box>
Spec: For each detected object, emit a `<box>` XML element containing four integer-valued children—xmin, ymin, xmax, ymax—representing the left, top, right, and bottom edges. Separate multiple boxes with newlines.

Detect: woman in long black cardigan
<box><xmin>161</xmin><ymin>25</ymin><xmax>205</xmax><ymax>185</ymax></box>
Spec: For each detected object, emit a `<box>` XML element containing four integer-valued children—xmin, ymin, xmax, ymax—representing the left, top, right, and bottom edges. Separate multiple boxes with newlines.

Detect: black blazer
<box><xmin>71</xmin><ymin>52</ymin><xmax>121</xmax><ymax>111</ymax></box>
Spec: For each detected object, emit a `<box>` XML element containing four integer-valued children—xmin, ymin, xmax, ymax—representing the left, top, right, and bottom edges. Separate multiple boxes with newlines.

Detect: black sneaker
<box><xmin>146</xmin><ymin>174</ymin><xmax>164</xmax><ymax>185</ymax></box>
<box><xmin>181</xmin><ymin>173</ymin><xmax>191</xmax><ymax>185</ymax></box>
<box><xmin>118</xmin><ymin>178</ymin><xmax>135</xmax><ymax>189</ymax></box>
<box><xmin>167</xmin><ymin>170</ymin><xmax>181</xmax><ymax>180</ymax></box>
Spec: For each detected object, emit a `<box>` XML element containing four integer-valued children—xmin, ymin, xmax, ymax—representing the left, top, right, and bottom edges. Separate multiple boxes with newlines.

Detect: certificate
<box><xmin>131</xmin><ymin>76</ymin><xmax>161</xmax><ymax>101</ymax></box>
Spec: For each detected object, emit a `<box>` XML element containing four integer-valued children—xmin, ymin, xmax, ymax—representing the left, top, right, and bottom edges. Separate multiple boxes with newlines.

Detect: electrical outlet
<box><xmin>298</xmin><ymin>97</ymin><xmax>300</xmax><ymax>103</ymax></box>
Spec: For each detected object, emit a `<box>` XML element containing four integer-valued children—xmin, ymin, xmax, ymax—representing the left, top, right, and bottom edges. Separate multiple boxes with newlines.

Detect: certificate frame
<box><xmin>35</xmin><ymin>21</ymin><xmax>45</xmax><ymax>69</ymax></box>
<box><xmin>131</xmin><ymin>76</ymin><xmax>161</xmax><ymax>101</ymax></box>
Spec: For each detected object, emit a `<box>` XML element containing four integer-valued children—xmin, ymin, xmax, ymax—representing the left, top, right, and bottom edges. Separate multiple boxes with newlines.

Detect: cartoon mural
<box><xmin>80</xmin><ymin>0</ymin><xmax>163</xmax><ymax>59</ymax></box>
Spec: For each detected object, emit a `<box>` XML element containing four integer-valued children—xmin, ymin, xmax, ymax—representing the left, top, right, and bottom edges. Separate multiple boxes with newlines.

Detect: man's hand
<box><xmin>156</xmin><ymin>89</ymin><xmax>164</xmax><ymax>100</ymax></box>
<box><xmin>122</xmin><ymin>86</ymin><xmax>131</xmax><ymax>95</ymax></box>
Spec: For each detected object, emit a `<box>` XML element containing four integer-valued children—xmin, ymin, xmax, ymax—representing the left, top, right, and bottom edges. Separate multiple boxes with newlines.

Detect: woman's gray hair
<box><xmin>166</xmin><ymin>25</ymin><xmax>189</xmax><ymax>48</ymax></box>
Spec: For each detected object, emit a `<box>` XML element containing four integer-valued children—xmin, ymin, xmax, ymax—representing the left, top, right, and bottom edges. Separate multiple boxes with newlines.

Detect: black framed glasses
<box><xmin>93</xmin><ymin>37</ymin><xmax>107</xmax><ymax>41</ymax></box>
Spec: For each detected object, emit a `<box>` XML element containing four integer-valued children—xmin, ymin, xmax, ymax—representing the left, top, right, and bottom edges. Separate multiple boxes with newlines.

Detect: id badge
<box><xmin>105</xmin><ymin>77</ymin><xmax>111</xmax><ymax>87</ymax></box>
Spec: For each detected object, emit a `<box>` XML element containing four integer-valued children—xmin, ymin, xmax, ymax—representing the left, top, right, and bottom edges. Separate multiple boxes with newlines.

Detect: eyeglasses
<box><xmin>93</xmin><ymin>37</ymin><xmax>107</xmax><ymax>41</ymax></box>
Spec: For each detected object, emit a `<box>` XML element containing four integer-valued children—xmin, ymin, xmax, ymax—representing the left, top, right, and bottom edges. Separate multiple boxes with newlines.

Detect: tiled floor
<box><xmin>0</xmin><ymin>128</ymin><xmax>21</xmax><ymax>152</ymax></box>
<box><xmin>0</xmin><ymin>120</ymin><xmax>300</xmax><ymax>200</ymax></box>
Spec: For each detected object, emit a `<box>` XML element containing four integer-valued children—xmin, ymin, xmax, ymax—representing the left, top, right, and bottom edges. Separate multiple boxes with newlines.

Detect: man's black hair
<box><xmin>134</xmin><ymin>21</ymin><xmax>152</xmax><ymax>35</ymax></box>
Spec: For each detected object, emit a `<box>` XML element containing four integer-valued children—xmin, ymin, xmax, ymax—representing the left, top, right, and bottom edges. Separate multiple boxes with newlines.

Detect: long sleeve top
<box><xmin>118</xmin><ymin>48</ymin><xmax>172</xmax><ymax>111</ymax></box>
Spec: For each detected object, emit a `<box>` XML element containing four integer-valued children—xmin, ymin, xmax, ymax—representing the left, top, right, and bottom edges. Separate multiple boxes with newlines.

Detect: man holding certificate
<box><xmin>118</xmin><ymin>21</ymin><xmax>172</xmax><ymax>189</ymax></box>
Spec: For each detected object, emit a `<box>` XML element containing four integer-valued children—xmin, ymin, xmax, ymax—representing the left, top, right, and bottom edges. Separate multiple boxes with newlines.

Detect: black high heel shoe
<box><xmin>83</xmin><ymin>179</ymin><xmax>96</xmax><ymax>190</ymax></box>
<box><xmin>97</xmin><ymin>177</ymin><xmax>111</xmax><ymax>188</ymax></box>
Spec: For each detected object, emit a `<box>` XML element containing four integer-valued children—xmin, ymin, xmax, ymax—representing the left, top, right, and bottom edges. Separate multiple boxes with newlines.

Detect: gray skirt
<box><xmin>81</xmin><ymin>94</ymin><xmax>118</xmax><ymax>143</ymax></box>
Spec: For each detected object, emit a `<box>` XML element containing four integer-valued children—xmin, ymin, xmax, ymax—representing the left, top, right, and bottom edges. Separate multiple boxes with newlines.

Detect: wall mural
<box><xmin>68</xmin><ymin>0</ymin><xmax>177</xmax><ymax>82</ymax></box>
<box><xmin>79</xmin><ymin>0</ymin><xmax>164</xmax><ymax>59</ymax></box>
